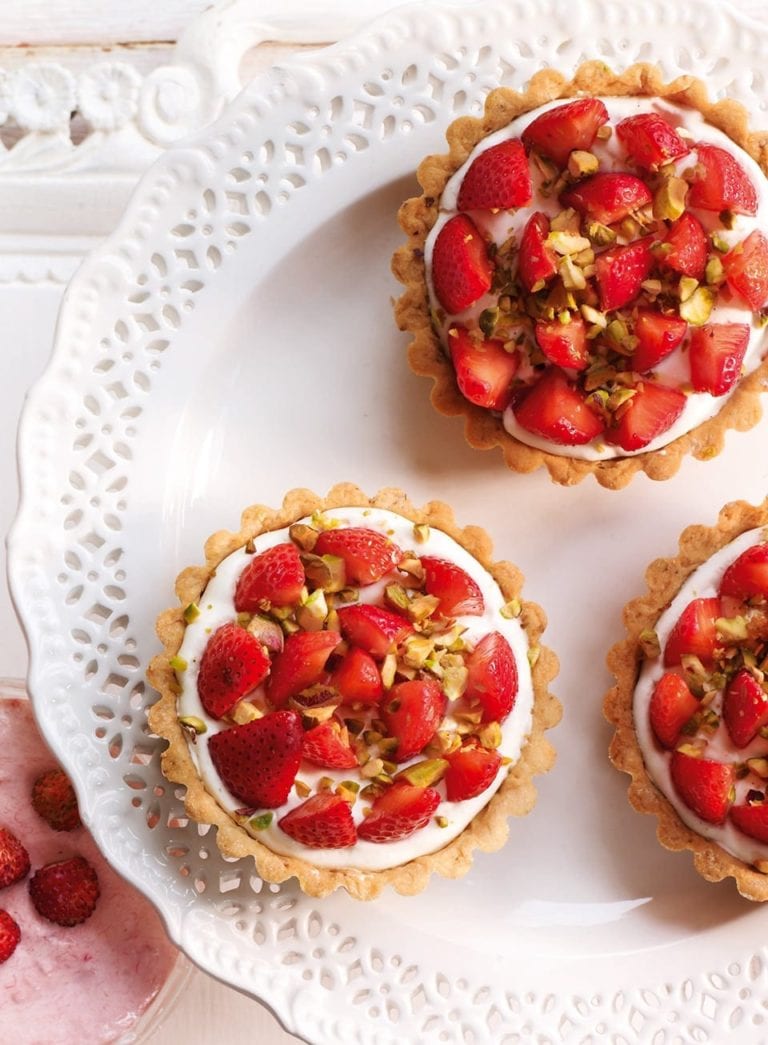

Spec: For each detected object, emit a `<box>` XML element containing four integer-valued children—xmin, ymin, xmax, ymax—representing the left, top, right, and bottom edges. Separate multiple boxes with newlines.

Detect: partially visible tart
<box><xmin>606</xmin><ymin>497</ymin><xmax>768</xmax><ymax>899</ymax></box>
<box><xmin>148</xmin><ymin>484</ymin><xmax>560</xmax><ymax>899</ymax></box>
<box><xmin>393</xmin><ymin>62</ymin><xmax>768</xmax><ymax>489</ymax></box>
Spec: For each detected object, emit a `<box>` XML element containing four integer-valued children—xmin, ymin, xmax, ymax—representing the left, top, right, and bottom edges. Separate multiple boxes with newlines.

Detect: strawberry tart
<box><xmin>148</xmin><ymin>484</ymin><xmax>560</xmax><ymax>899</ymax></box>
<box><xmin>606</xmin><ymin>498</ymin><xmax>768</xmax><ymax>899</ymax></box>
<box><xmin>394</xmin><ymin>62</ymin><xmax>768</xmax><ymax>488</ymax></box>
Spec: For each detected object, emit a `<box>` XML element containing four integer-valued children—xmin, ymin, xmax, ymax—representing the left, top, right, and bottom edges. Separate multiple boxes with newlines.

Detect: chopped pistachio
<box><xmin>619</xmin><ymin>217</ymin><xmax>642</xmax><ymax>240</ymax></box>
<box><xmin>408</xmin><ymin>594</ymin><xmax>441</xmax><ymax>622</ymax></box>
<box><xmin>442</xmin><ymin>662</ymin><xmax>468</xmax><ymax>701</ymax></box>
<box><xmin>336</xmin><ymin>781</ymin><xmax>359</xmax><ymax>804</ymax></box>
<box><xmin>169</xmin><ymin>655</ymin><xmax>188</xmax><ymax>673</ymax></box>
<box><xmin>607</xmin><ymin>387</ymin><xmax>638</xmax><ymax>412</ymax></box>
<box><xmin>527</xmin><ymin>646</ymin><xmax>540</xmax><ymax>668</ymax></box>
<box><xmin>248</xmin><ymin>812</ymin><xmax>273</xmax><ymax>831</ymax></box>
<box><xmin>433</xmin><ymin>623</ymin><xmax>467</xmax><ymax>648</ymax></box>
<box><xmin>567</xmin><ymin>150</ymin><xmax>599</xmax><ymax>178</ymax></box>
<box><xmin>395</xmin><ymin>759</ymin><xmax>449</xmax><ymax>787</ymax></box>
<box><xmin>478</xmin><ymin>722</ymin><xmax>503</xmax><ymax>749</ymax></box>
<box><xmin>559</xmin><ymin>254</ymin><xmax>587</xmax><ymax>291</ymax></box>
<box><xmin>178</xmin><ymin>715</ymin><xmax>206</xmax><ymax>734</ymax></box>
<box><xmin>399</xmin><ymin>556</ymin><xmax>425</xmax><ymax>582</ymax></box>
<box><xmin>403</xmin><ymin>634</ymin><xmax>435</xmax><ymax>670</ymax></box>
<box><xmin>652</xmin><ymin>176</ymin><xmax>688</xmax><ymax>221</ymax></box>
<box><xmin>296</xmin><ymin>589</ymin><xmax>328</xmax><ymax>632</ymax></box>
<box><xmin>715</xmin><ymin>615</ymin><xmax>748</xmax><ymax>642</ymax></box>
<box><xmin>705</xmin><ymin>256</ymin><xmax>725</xmax><ymax>285</ymax></box>
<box><xmin>676</xmin><ymin>741</ymin><xmax>704</xmax><ymax>757</ymax></box>
<box><xmin>381</xmin><ymin>652</ymin><xmax>397</xmax><ymax>688</ymax></box>
<box><xmin>596</xmin><ymin>125</ymin><xmax>612</xmax><ymax>141</ymax></box>
<box><xmin>294</xmin><ymin>779</ymin><xmax>311</xmax><ymax>798</ymax></box>
<box><xmin>247</xmin><ymin>614</ymin><xmax>285</xmax><ymax>654</ymax></box>
<box><xmin>747</xmin><ymin>758</ymin><xmax>768</xmax><ymax>779</ymax></box>
<box><xmin>317</xmin><ymin>776</ymin><xmax>335</xmax><ymax>791</ymax></box>
<box><xmin>385</xmin><ymin>583</ymin><xmax>410</xmax><ymax>613</ymax></box>
<box><xmin>435</xmin><ymin>815</ymin><xmax>450</xmax><ymax>829</ymax></box>
<box><xmin>710</xmin><ymin>231</ymin><xmax>731</xmax><ymax>253</ymax></box>
<box><xmin>550</xmin><ymin>207</ymin><xmax>580</xmax><ymax>233</ymax></box>
<box><xmin>586</xmin><ymin>221</ymin><xmax>616</xmax><ymax>246</ymax></box>
<box><xmin>678</xmin><ymin>276</ymin><xmax>699</xmax><ymax>302</ymax></box>
<box><xmin>229</xmin><ymin>701</ymin><xmax>264</xmax><ymax>725</ymax></box>
<box><xmin>548</xmin><ymin>230</ymin><xmax>591</xmax><ymax>255</ymax></box>
<box><xmin>183</xmin><ymin>602</ymin><xmax>201</xmax><ymax>624</ymax></box>
<box><xmin>679</xmin><ymin>286</ymin><xmax>715</xmax><ymax>325</ymax></box>
<box><xmin>479</xmin><ymin>307</ymin><xmax>500</xmax><ymax>338</ymax></box>
<box><xmin>288</xmin><ymin>523</ymin><xmax>318</xmax><ymax>551</ymax></box>
<box><xmin>641</xmin><ymin>278</ymin><xmax>663</xmax><ymax>297</ymax></box>
<box><xmin>300</xmin><ymin>552</ymin><xmax>346</xmax><ymax>592</ymax></box>
<box><xmin>413</xmin><ymin>522</ymin><xmax>430</xmax><ymax>544</ymax></box>
<box><xmin>500</xmin><ymin>598</ymin><xmax>522</xmax><ymax>619</ymax></box>
<box><xmin>638</xmin><ymin>628</ymin><xmax>661</xmax><ymax>658</ymax></box>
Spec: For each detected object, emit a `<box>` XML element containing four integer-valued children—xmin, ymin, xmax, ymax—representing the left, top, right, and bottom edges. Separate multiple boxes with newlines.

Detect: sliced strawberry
<box><xmin>689</xmin><ymin>323</ymin><xmax>749</xmax><ymax>396</ymax></box>
<box><xmin>659</xmin><ymin>212</ymin><xmax>707</xmax><ymax>280</ymax></box>
<box><xmin>381</xmin><ymin>679</ymin><xmax>447</xmax><ymax>762</ymax></box>
<box><xmin>513</xmin><ymin>368</ymin><xmax>604</xmax><ymax>446</ymax></box>
<box><xmin>314</xmin><ymin>527</ymin><xmax>402</xmax><ymax>585</ymax></box>
<box><xmin>457</xmin><ymin>138</ymin><xmax>532</xmax><ymax>211</ymax></box>
<box><xmin>302</xmin><ymin>720</ymin><xmax>359</xmax><ymax>769</ymax></box>
<box><xmin>357</xmin><ymin>782</ymin><xmax>441</xmax><ymax>843</ymax></box>
<box><xmin>518</xmin><ymin>211</ymin><xmax>558</xmax><ymax>292</ymax></box>
<box><xmin>616</xmin><ymin>112</ymin><xmax>691</xmax><ymax>171</ymax></box>
<box><xmin>465</xmin><ymin>631</ymin><xmax>518</xmax><ymax>723</ymax></box>
<box><xmin>595</xmin><ymin>238</ymin><xmax>653</xmax><ymax>310</ymax></box>
<box><xmin>337</xmin><ymin>604</ymin><xmax>413</xmax><ymax>659</ymax></box>
<box><xmin>278</xmin><ymin>793</ymin><xmax>357</xmax><ymax>849</ymax></box>
<box><xmin>521</xmin><ymin>98</ymin><xmax>609</xmax><ymax>166</ymax></box>
<box><xmin>730</xmin><ymin>802</ymin><xmax>768</xmax><ymax>843</ymax></box>
<box><xmin>431</xmin><ymin>214</ymin><xmax>493</xmax><ymax>314</ymax></box>
<box><xmin>561</xmin><ymin>173</ymin><xmax>652</xmax><ymax>225</ymax></box>
<box><xmin>606</xmin><ymin>381</ymin><xmax>687</xmax><ymax>452</ymax></box>
<box><xmin>31</xmin><ymin>768</ymin><xmax>81</xmax><ymax>832</ymax></box>
<box><xmin>444</xmin><ymin>746</ymin><xmax>502</xmax><ymax>801</ymax></box>
<box><xmin>648</xmin><ymin>672</ymin><xmax>699</xmax><ymax>748</ymax></box>
<box><xmin>688</xmin><ymin>143</ymin><xmax>758</xmax><ymax>216</ymax></box>
<box><xmin>0</xmin><ymin>827</ymin><xmax>30</xmax><ymax>890</ymax></box>
<box><xmin>534</xmin><ymin>316</ymin><xmax>588</xmax><ymax>370</ymax></box>
<box><xmin>0</xmin><ymin>910</ymin><xmax>20</xmax><ymax>964</ymax></box>
<box><xmin>329</xmin><ymin>647</ymin><xmax>383</xmax><ymax>705</ymax></box>
<box><xmin>722</xmin><ymin>230</ymin><xmax>768</xmax><ymax>309</ymax></box>
<box><xmin>267</xmin><ymin>630</ymin><xmax>341</xmax><ymax>708</ymax></box>
<box><xmin>234</xmin><ymin>542</ymin><xmax>304</xmax><ymax>612</ymax></box>
<box><xmin>420</xmin><ymin>555</ymin><xmax>484</xmax><ymax>617</ymax></box>
<box><xmin>28</xmin><ymin>856</ymin><xmax>100</xmax><ymax>927</ymax></box>
<box><xmin>448</xmin><ymin>325</ymin><xmax>520</xmax><ymax>411</ymax></box>
<box><xmin>720</xmin><ymin>543</ymin><xmax>768</xmax><ymax>601</ymax></box>
<box><xmin>670</xmin><ymin>751</ymin><xmax>734</xmax><ymax>824</ymax></box>
<box><xmin>208</xmin><ymin>710</ymin><xmax>303</xmax><ymax>808</ymax></box>
<box><xmin>663</xmin><ymin>597</ymin><xmax>723</xmax><ymax>667</ymax></box>
<box><xmin>197</xmin><ymin>622</ymin><xmax>270</xmax><ymax>719</ymax></box>
<box><xmin>631</xmin><ymin>309</ymin><xmax>688</xmax><ymax>374</ymax></box>
<box><xmin>722</xmin><ymin>669</ymin><xmax>768</xmax><ymax>748</ymax></box>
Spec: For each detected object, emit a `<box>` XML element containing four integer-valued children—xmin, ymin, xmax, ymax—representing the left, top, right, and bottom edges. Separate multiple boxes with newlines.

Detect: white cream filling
<box><xmin>176</xmin><ymin>507</ymin><xmax>535</xmax><ymax>871</ymax></box>
<box><xmin>634</xmin><ymin>526</ymin><xmax>768</xmax><ymax>867</ymax></box>
<box><xmin>424</xmin><ymin>97</ymin><xmax>768</xmax><ymax>460</ymax></box>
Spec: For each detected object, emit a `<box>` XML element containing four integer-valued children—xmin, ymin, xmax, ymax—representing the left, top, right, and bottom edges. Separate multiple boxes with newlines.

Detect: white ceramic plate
<box><xmin>10</xmin><ymin>1</ymin><xmax>768</xmax><ymax>1040</ymax></box>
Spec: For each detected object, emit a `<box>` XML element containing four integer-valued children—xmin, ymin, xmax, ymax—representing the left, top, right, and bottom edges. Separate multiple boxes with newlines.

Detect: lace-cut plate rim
<box><xmin>9</xmin><ymin>1</ymin><xmax>768</xmax><ymax>1042</ymax></box>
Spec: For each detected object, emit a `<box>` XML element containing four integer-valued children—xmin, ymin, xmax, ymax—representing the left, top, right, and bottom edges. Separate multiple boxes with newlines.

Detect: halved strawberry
<box><xmin>521</xmin><ymin>98</ymin><xmax>609</xmax><ymax>166</ymax></box>
<box><xmin>595</xmin><ymin>238</ymin><xmax>653</xmax><ymax>310</ymax></box>
<box><xmin>234</xmin><ymin>542</ymin><xmax>305</xmax><ymax>612</ymax></box>
<box><xmin>615</xmin><ymin>112</ymin><xmax>691</xmax><ymax>171</ymax></box>
<box><xmin>0</xmin><ymin>910</ymin><xmax>20</xmax><ymax>965</ymax></box>
<box><xmin>663</xmin><ymin>597</ymin><xmax>723</xmax><ymax>666</ymax></box>
<box><xmin>670</xmin><ymin>751</ymin><xmax>734</xmax><ymax>824</ymax></box>
<box><xmin>605</xmin><ymin>381</ymin><xmax>687</xmax><ymax>452</ymax></box>
<box><xmin>659</xmin><ymin>212</ymin><xmax>707</xmax><ymax>280</ymax></box>
<box><xmin>28</xmin><ymin>856</ymin><xmax>100</xmax><ymax>927</ymax></box>
<box><xmin>266</xmin><ymin>630</ymin><xmax>341</xmax><ymax>708</ymax></box>
<box><xmin>431</xmin><ymin>214</ymin><xmax>493</xmax><ymax>314</ymax></box>
<box><xmin>381</xmin><ymin>679</ymin><xmax>447</xmax><ymax>762</ymax></box>
<box><xmin>518</xmin><ymin>211</ymin><xmax>558</xmax><ymax>292</ymax></box>
<box><xmin>689</xmin><ymin>323</ymin><xmax>750</xmax><ymax>396</ymax></box>
<box><xmin>722</xmin><ymin>669</ymin><xmax>768</xmax><ymax>748</ymax></box>
<box><xmin>457</xmin><ymin>138</ymin><xmax>532</xmax><ymax>211</ymax></box>
<box><xmin>197</xmin><ymin>622</ymin><xmax>271</xmax><ymax>719</ymax></box>
<box><xmin>561</xmin><ymin>173</ymin><xmax>652</xmax><ymax>225</ymax></box>
<box><xmin>208</xmin><ymin>710</ymin><xmax>303</xmax><ymax>808</ymax></box>
<box><xmin>302</xmin><ymin>720</ymin><xmax>358</xmax><ymax>769</ymax></box>
<box><xmin>0</xmin><ymin>827</ymin><xmax>30</xmax><ymax>890</ymax></box>
<box><xmin>278</xmin><ymin>793</ymin><xmax>357</xmax><ymax>849</ymax></box>
<box><xmin>444</xmin><ymin>746</ymin><xmax>502</xmax><ymax>801</ymax></box>
<box><xmin>337</xmin><ymin>604</ymin><xmax>412</xmax><ymax>659</ymax></box>
<box><xmin>356</xmin><ymin>782</ymin><xmax>441</xmax><ymax>843</ymax></box>
<box><xmin>720</xmin><ymin>543</ymin><xmax>768</xmax><ymax>601</ymax></box>
<box><xmin>314</xmin><ymin>527</ymin><xmax>402</xmax><ymax>586</ymax></box>
<box><xmin>631</xmin><ymin>309</ymin><xmax>688</xmax><ymax>373</ymax></box>
<box><xmin>329</xmin><ymin>647</ymin><xmax>383</xmax><ymax>705</ymax></box>
<box><xmin>722</xmin><ymin>230</ymin><xmax>768</xmax><ymax>309</ymax></box>
<box><xmin>420</xmin><ymin>556</ymin><xmax>484</xmax><ymax>617</ymax></box>
<box><xmin>535</xmin><ymin>315</ymin><xmax>589</xmax><ymax>370</ymax></box>
<box><xmin>513</xmin><ymin>368</ymin><xmax>604</xmax><ymax>445</ymax></box>
<box><xmin>730</xmin><ymin>802</ymin><xmax>768</xmax><ymax>843</ymax></box>
<box><xmin>448</xmin><ymin>325</ymin><xmax>520</xmax><ymax>411</ymax></box>
<box><xmin>648</xmin><ymin>672</ymin><xmax>699</xmax><ymax>749</ymax></box>
<box><xmin>465</xmin><ymin>631</ymin><xmax>518</xmax><ymax>723</ymax></box>
<box><xmin>688</xmin><ymin>143</ymin><xmax>758</xmax><ymax>216</ymax></box>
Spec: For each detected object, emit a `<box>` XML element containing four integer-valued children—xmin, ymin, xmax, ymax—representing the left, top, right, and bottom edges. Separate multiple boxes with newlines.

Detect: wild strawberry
<box><xmin>663</xmin><ymin>597</ymin><xmax>723</xmax><ymax>666</ymax></box>
<box><xmin>465</xmin><ymin>631</ymin><xmax>518</xmax><ymax>723</ymax></box>
<box><xmin>722</xmin><ymin>230</ymin><xmax>768</xmax><ymax>309</ymax></box>
<box><xmin>267</xmin><ymin>630</ymin><xmax>341</xmax><ymax>708</ymax></box>
<box><xmin>234</xmin><ymin>543</ymin><xmax>304</xmax><ymax>612</ymax></box>
<box><xmin>448</xmin><ymin>325</ymin><xmax>520</xmax><ymax>411</ymax></box>
<box><xmin>722</xmin><ymin>670</ymin><xmax>768</xmax><ymax>748</ymax></box>
<box><xmin>357</xmin><ymin>782</ymin><xmax>441</xmax><ymax>843</ymax></box>
<box><xmin>445</xmin><ymin>746</ymin><xmax>502</xmax><ymax>801</ymax></box>
<box><xmin>719</xmin><ymin>543</ymin><xmax>768</xmax><ymax>601</ymax></box>
<box><xmin>381</xmin><ymin>679</ymin><xmax>447</xmax><ymax>762</ymax></box>
<box><xmin>29</xmin><ymin>856</ymin><xmax>100</xmax><ymax>927</ymax></box>
<box><xmin>730</xmin><ymin>802</ymin><xmax>768</xmax><ymax>843</ymax></box>
<box><xmin>31</xmin><ymin>768</ymin><xmax>81</xmax><ymax>832</ymax></box>
<box><xmin>688</xmin><ymin>143</ymin><xmax>758</xmax><ymax>216</ymax></box>
<box><xmin>329</xmin><ymin>647</ymin><xmax>383</xmax><ymax>705</ymax></box>
<box><xmin>534</xmin><ymin>316</ymin><xmax>589</xmax><ymax>370</ymax></box>
<box><xmin>302</xmin><ymin>720</ymin><xmax>358</xmax><ymax>769</ymax></box>
<box><xmin>278</xmin><ymin>793</ymin><xmax>357</xmax><ymax>849</ymax></box>
<box><xmin>432</xmin><ymin>214</ymin><xmax>493</xmax><ymax>314</ymax></box>
<box><xmin>337</xmin><ymin>604</ymin><xmax>412</xmax><ymax>659</ymax></box>
<box><xmin>670</xmin><ymin>751</ymin><xmax>734</xmax><ymax>824</ymax></box>
<box><xmin>659</xmin><ymin>212</ymin><xmax>707</xmax><ymax>280</ymax></box>
<box><xmin>517</xmin><ymin>211</ymin><xmax>558</xmax><ymax>292</ymax></box>
<box><xmin>595</xmin><ymin>238</ymin><xmax>653</xmax><ymax>310</ymax></box>
<box><xmin>521</xmin><ymin>98</ymin><xmax>609</xmax><ymax>166</ymax></box>
<box><xmin>314</xmin><ymin>527</ymin><xmax>402</xmax><ymax>585</ymax></box>
<box><xmin>420</xmin><ymin>556</ymin><xmax>484</xmax><ymax>617</ymax></box>
<box><xmin>197</xmin><ymin>622</ymin><xmax>270</xmax><ymax>719</ymax></box>
<box><xmin>689</xmin><ymin>323</ymin><xmax>750</xmax><ymax>396</ymax></box>
<box><xmin>561</xmin><ymin>173</ymin><xmax>652</xmax><ymax>225</ymax></box>
<box><xmin>605</xmin><ymin>381</ymin><xmax>687</xmax><ymax>452</ymax></box>
<box><xmin>648</xmin><ymin>672</ymin><xmax>699</xmax><ymax>749</ymax></box>
<box><xmin>616</xmin><ymin>112</ymin><xmax>691</xmax><ymax>171</ymax></box>
<box><xmin>0</xmin><ymin>827</ymin><xmax>30</xmax><ymax>890</ymax></box>
<box><xmin>208</xmin><ymin>710</ymin><xmax>303</xmax><ymax>808</ymax></box>
<box><xmin>457</xmin><ymin>138</ymin><xmax>532</xmax><ymax>211</ymax></box>
<box><xmin>513</xmin><ymin>368</ymin><xmax>604</xmax><ymax>445</ymax></box>
<box><xmin>631</xmin><ymin>310</ymin><xmax>687</xmax><ymax>374</ymax></box>
<box><xmin>0</xmin><ymin>910</ymin><xmax>20</xmax><ymax>964</ymax></box>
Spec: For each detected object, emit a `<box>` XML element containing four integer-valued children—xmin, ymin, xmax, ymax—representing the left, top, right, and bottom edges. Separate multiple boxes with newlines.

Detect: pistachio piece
<box><xmin>715</xmin><ymin>615</ymin><xmax>748</xmax><ymax>642</ymax></box>
<box><xmin>550</xmin><ymin>207</ymin><xmax>580</xmax><ymax>233</ymax></box>
<box><xmin>678</xmin><ymin>276</ymin><xmax>699</xmax><ymax>303</ymax></box>
<box><xmin>705</xmin><ymin>256</ymin><xmax>724</xmax><ymax>285</ymax></box>
<box><xmin>559</xmin><ymin>254</ymin><xmax>587</xmax><ymax>291</ymax></box>
<box><xmin>567</xmin><ymin>150</ymin><xmax>599</xmax><ymax>179</ymax></box>
<box><xmin>442</xmin><ymin>662</ymin><xmax>468</xmax><ymax>701</ymax></box>
<box><xmin>183</xmin><ymin>602</ymin><xmax>201</xmax><ymax>624</ymax></box>
<box><xmin>652</xmin><ymin>176</ymin><xmax>688</xmax><ymax>221</ymax></box>
<box><xmin>288</xmin><ymin>523</ymin><xmax>318</xmax><ymax>552</ymax></box>
<box><xmin>403</xmin><ymin>634</ymin><xmax>435</xmax><ymax>670</ymax></box>
<box><xmin>380</xmin><ymin>653</ymin><xmax>397</xmax><ymax>689</ymax></box>
<box><xmin>548</xmin><ymin>230</ymin><xmax>591</xmax><ymax>255</ymax></box>
<box><xmin>296</xmin><ymin>588</ymin><xmax>328</xmax><ymax>632</ymax></box>
<box><xmin>479</xmin><ymin>307</ymin><xmax>500</xmax><ymax>338</ymax></box>
<box><xmin>408</xmin><ymin>594</ymin><xmax>441</xmax><ymax>622</ymax></box>
<box><xmin>248</xmin><ymin>812</ymin><xmax>273</xmax><ymax>831</ymax></box>
<box><xmin>229</xmin><ymin>701</ymin><xmax>264</xmax><ymax>725</ymax></box>
<box><xmin>294</xmin><ymin>779</ymin><xmax>311</xmax><ymax>798</ymax></box>
<box><xmin>300</xmin><ymin>552</ymin><xmax>347</xmax><ymax>593</ymax></box>
<box><xmin>478</xmin><ymin>721</ymin><xmax>503</xmax><ymax>749</ymax></box>
<box><xmin>361</xmin><ymin>758</ymin><xmax>385</xmax><ymax>779</ymax></box>
<box><xmin>384</xmin><ymin>583</ymin><xmax>410</xmax><ymax>613</ymax></box>
<box><xmin>527</xmin><ymin>646</ymin><xmax>540</xmax><ymax>668</ymax></box>
<box><xmin>395</xmin><ymin>758</ymin><xmax>449</xmax><ymax>787</ymax></box>
<box><xmin>586</xmin><ymin>221</ymin><xmax>616</xmax><ymax>246</ymax></box>
<box><xmin>710</xmin><ymin>231</ymin><xmax>731</xmax><ymax>253</ymax></box>
<box><xmin>747</xmin><ymin>758</ymin><xmax>768</xmax><ymax>779</ymax></box>
<box><xmin>413</xmin><ymin>522</ymin><xmax>430</xmax><ymax>544</ymax></box>
<box><xmin>638</xmin><ymin>628</ymin><xmax>661</xmax><ymax>659</ymax></box>
<box><xmin>178</xmin><ymin>715</ymin><xmax>206</xmax><ymax>735</ymax></box>
<box><xmin>169</xmin><ymin>655</ymin><xmax>188</xmax><ymax>673</ymax></box>
<box><xmin>500</xmin><ymin>598</ymin><xmax>522</xmax><ymax>619</ymax></box>
<box><xmin>247</xmin><ymin>614</ymin><xmax>285</xmax><ymax>654</ymax></box>
<box><xmin>435</xmin><ymin>815</ymin><xmax>450</xmax><ymax>829</ymax></box>
<box><xmin>679</xmin><ymin>286</ymin><xmax>715</xmax><ymax>325</ymax></box>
